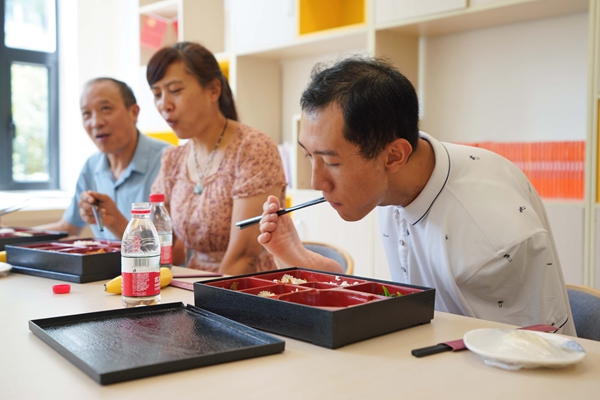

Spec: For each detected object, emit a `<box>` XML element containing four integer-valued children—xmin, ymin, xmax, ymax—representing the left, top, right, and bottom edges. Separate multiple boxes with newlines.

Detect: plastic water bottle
<box><xmin>149</xmin><ymin>193</ymin><xmax>173</xmax><ymax>270</ymax></box>
<box><xmin>121</xmin><ymin>202</ymin><xmax>161</xmax><ymax>307</ymax></box>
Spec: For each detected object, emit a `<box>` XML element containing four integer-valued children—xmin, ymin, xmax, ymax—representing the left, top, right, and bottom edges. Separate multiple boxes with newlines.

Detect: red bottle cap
<box><xmin>149</xmin><ymin>193</ymin><xmax>165</xmax><ymax>202</ymax></box>
<box><xmin>52</xmin><ymin>284</ymin><xmax>71</xmax><ymax>294</ymax></box>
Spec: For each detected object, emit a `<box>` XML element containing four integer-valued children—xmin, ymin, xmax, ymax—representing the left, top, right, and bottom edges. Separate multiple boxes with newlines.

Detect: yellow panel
<box><xmin>218</xmin><ymin>59</ymin><xmax>229</xmax><ymax>81</ymax></box>
<box><xmin>341</xmin><ymin>0</ymin><xmax>365</xmax><ymax>26</ymax></box>
<box><xmin>145</xmin><ymin>131</ymin><xmax>179</xmax><ymax>146</ymax></box>
<box><xmin>299</xmin><ymin>0</ymin><xmax>365</xmax><ymax>36</ymax></box>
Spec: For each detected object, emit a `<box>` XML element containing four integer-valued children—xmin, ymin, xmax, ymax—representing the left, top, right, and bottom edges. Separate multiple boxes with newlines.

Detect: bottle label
<box><xmin>160</xmin><ymin>245</ymin><xmax>173</xmax><ymax>265</ymax></box>
<box><xmin>121</xmin><ymin>255</ymin><xmax>160</xmax><ymax>297</ymax></box>
<box><xmin>158</xmin><ymin>233</ymin><xmax>172</xmax><ymax>246</ymax></box>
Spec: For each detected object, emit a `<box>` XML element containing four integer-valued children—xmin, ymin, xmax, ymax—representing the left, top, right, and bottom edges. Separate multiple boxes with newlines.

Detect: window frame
<box><xmin>0</xmin><ymin>0</ymin><xmax>59</xmax><ymax>190</ymax></box>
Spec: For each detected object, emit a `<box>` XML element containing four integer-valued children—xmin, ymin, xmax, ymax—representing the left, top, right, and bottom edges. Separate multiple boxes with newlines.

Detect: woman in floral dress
<box><xmin>147</xmin><ymin>42</ymin><xmax>286</xmax><ymax>274</ymax></box>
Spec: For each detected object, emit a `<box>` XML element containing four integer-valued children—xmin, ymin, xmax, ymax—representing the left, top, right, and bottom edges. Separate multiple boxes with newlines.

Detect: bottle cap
<box><xmin>149</xmin><ymin>193</ymin><xmax>165</xmax><ymax>203</ymax></box>
<box><xmin>131</xmin><ymin>202</ymin><xmax>151</xmax><ymax>214</ymax></box>
<box><xmin>52</xmin><ymin>284</ymin><xmax>71</xmax><ymax>294</ymax></box>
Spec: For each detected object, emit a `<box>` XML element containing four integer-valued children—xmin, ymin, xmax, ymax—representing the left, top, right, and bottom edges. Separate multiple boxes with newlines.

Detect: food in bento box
<box><xmin>328</xmin><ymin>280</ymin><xmax>359</xmax><ymax>286</ymax></box>
<box><xmin>229</xmin><ymin>282</ymin><xmax>239</xmax><ymax>290</ymax></box>
<box><xmin>73</xmin><ymin>240</ymin><xmax>102</xmax><ymax>246</ymax></box>
<box><xmin>278</xmin><ymin>274</ymin><xmax>307</xmax><ymax>284</ymax></box>
<box><xmin>258</xmin><ymin>291</ymin><xmax>276</xmax><ymax>297</ymax></box>
<box><xmin>380</xmin><ymin>285</ymin><xmax>403</xmax><ymax>297</ymax></box>
<box><xmin>85</xmin><ymin>248</ymin><xmax>106</xmax><ymax>255</ymax></box>
<box><xmin>13</xmin><ymin>232</ymin><xmax>33</xmax><ymax>237</ymax></box>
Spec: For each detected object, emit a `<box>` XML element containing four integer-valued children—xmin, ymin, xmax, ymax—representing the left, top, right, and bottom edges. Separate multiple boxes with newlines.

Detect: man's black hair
<box><xmin>301</xmin><ymin>56</ymin><xmax>419</xmax><ymax>159</ymax></box>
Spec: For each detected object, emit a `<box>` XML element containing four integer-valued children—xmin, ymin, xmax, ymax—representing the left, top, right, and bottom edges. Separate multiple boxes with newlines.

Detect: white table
<box><xmin>1</xmin><ymin>267</ymin><xmax>599</xmax><ymax>399</ymax></box>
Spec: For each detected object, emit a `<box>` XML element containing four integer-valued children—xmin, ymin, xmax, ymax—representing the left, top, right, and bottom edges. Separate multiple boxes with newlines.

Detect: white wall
<box><xmin>420</xmin><ymin>12</ymin><xmax>588</xmax><ymax>143</ymax></box>
<box><xmin>545</xmin><ymin>203</ymin><xmax>584</xmax><ymax>285</ymax></box>
<box><xmin>281</xmin><ymin>48</ymin><xmax>368</xmax><ymax>144</ymax></box>
<box><xmin>58</xmin><ymin>0</ymin><xmax>139</xmax><ymax>194</ymax></box>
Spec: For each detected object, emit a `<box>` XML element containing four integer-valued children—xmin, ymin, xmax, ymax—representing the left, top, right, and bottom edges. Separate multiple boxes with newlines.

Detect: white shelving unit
<box><xmin>135</xmin><ymin>0</ymin><xmax>600</xmax><ymax>285</ymax></box>
<box><xmin>138</xmin><ymin>0</ymin><xmax>224</xmax><ymax>65</ymax></box>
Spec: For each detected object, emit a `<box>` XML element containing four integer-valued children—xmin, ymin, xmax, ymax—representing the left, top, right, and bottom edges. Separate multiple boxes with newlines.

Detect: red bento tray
<box><xmin>0</xmin><ymin>227</ymin><xmax>68</xmax><ymax>250</ymax></box>
<box><xmin>194</xmin><ymin>268</ymin><xmax>436</xmax><ymax>349</ymax></box>
<box><xmin>6</xmin><ymin>238</ymin><xmax>122</xmax><ymax>283</ymax></box>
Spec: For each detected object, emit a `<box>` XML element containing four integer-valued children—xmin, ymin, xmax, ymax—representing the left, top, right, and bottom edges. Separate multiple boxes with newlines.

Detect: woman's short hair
<box><xmin>301</xmin><ymin>56</ymin><xmax>419</xmax><ymax>160</ymax></box>
<box><xmin>146</xmin><ymin>42</ymin><xmax>238</xmax><ymax>121</ymax></box>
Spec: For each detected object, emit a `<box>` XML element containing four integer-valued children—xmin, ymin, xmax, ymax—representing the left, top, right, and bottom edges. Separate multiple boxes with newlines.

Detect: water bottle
<box><xmin>149</xmin><ymin>193</ymin><xmax>173</xmax><ymax>270</ymax></box>
<box><xmin>121</xmin><ymin>202</ymin><xmax>161</xmax><ymax>307</ymax></box>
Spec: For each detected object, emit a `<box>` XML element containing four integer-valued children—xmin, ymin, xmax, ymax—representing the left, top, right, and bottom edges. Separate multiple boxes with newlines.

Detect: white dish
<box><xmin>0</xmin><ymin>261</ymin><xmax>12</xmax><ymax>277</ymax></box>
<box><xmin>463</xmin><ymin>328</ymin><xmax>585</xmax><ymax>370</ymax></box>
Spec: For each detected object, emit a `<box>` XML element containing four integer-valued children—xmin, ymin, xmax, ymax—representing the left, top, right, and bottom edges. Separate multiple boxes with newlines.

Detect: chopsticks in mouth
<box><xmin>236</xmin><ymin>197</ymin><xmax>326</xmax><ymax>229</ymax></box>
<box><xmin>82</xmin><ymin>173</ymin><xmax>104</xmax><ymax>232</ymax></box>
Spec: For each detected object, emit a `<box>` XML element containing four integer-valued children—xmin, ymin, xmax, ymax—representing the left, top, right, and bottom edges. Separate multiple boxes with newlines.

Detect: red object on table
<box><xmin>52</xmin><ymin>284</ymin><xmax>71</xmax><ymax>294</ymax></box>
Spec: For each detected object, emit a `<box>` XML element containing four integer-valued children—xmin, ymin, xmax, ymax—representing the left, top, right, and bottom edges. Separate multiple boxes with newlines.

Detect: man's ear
<box><xmin>385</xmin><ymin>138</ymin><xmax>413</xmax><ymax>173</ymax></box>
<box><xmin>129</xmin><ymin>104</ymin><xmax>140</xmax><ymax>122</ymax></box>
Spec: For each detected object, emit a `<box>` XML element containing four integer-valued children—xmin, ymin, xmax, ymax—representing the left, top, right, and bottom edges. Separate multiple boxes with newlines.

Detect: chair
<box><xmin>302</xmin><ymin>241</ymin><xmax>354</xmax><ymax>275</ymax></box>
<box><xmin>566</xmin><ymin>283</ymin><xmax>600</xmax><ymax>341</ymax></box>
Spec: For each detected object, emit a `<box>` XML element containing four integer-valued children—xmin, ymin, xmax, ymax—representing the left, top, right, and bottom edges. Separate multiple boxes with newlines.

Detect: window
<box><xmin>0</xmin><ymin>0</ymin><xmax>58</xmax><ymax>190</ymax></box>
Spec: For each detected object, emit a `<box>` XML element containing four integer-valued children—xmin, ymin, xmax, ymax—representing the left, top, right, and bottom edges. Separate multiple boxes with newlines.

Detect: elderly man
<box><xmin>258</xmin><ymin>57</ymin><xmax>576</xmax><ymax>335</ymax></box>
<box><xmin>37</xmin><ymin>78</ymin><xmax>170</xmax><ymax>239</ymax></box>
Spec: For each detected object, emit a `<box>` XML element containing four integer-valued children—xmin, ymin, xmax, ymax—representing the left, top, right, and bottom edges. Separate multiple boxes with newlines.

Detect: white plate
<box><xmin>463</xmin><ymin>328</ymin><xmax>585</xmax><ymax>369</ymax></box>
<box><xmin>0</xmin><ymin>261</ymin><xmax>12</xmax><ymax>277</ymax></box>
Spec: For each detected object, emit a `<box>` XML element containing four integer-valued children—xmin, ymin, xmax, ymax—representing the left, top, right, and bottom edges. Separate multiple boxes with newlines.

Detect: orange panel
<box><xmin>455</xmin><ymin>140</ymin><xmax>585</xmax><ymax>200</ymax></box>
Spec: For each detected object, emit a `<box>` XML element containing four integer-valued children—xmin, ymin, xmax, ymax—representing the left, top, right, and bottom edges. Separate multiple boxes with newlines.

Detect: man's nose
<box><xmin>311</xmin><ymin>164</ymin><xmax>332</xmax><ymax>192</ymax></box>
<box><xmin>89</xmin><ymin>112</ymin><xmax>103</xmax><ymax>128</ymax></box>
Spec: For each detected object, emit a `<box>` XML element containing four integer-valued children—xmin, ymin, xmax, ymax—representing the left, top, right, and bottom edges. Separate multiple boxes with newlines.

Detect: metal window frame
<box><xmin>0</xmin><ymin>0</ymin><xmax>59</xmax><ymax>190</ymax></box>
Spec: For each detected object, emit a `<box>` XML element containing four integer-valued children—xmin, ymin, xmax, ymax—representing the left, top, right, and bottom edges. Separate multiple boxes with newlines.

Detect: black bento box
<box><xmin>6</xmin><ymin>238</ymin><xmax>121</xmax><ymax>283</ymax></box>
<box><xmin>0</xmin><ymin>227</ymin><xmax>68</xmax><ymax>250</ymax></box>
<box><xmin>194</xmin><ymin>268</ymin><xmax>436</xmax><ymax>349</ymax></box>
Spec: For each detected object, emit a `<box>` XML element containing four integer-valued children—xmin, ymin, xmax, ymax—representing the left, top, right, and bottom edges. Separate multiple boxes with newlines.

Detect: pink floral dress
<box><xmin>151</xmin><ymin>123</ymin><xmax>287</xmax><ymax>272</ymax></box>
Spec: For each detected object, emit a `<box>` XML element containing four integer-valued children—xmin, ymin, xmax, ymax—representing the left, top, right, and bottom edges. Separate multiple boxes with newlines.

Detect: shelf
<box><xmin>236</xmin><ymin>25</ymin><xmax>368</xmax><ymax>59</ymax></box>
<box><xmin>139</xmin><ymin>0</ymin><xmax>179</xmax><ymax>20</ymax></box>
<box><xmin>144</xmin><ymin>132</ymin><xmax>179</xmax><ymax>146</ymax></box>
<box><xmin>138</xmin><ymin>0</ymin><xmax>224</xmax><ymax>67</ymax></box>
<box><xmin>376</xmin><ymin>0</ymin><xmax>588</xmax><ymax>37</ymax></box>
<box><xmin>299</xmin><ymin>0</ymin><xmax>365</xmax><ymax>35</ymax></box>
<box><xmin>139</xmin><ymin>13</ymin><xmax>178</xmax><ymax>66</ymax></box>
<box><xmin>139</xmin><ymin>0</ymin><xmax>171</xmax><ymax>7</ymax></box>
<box><xmin>217</xmin><ymin>58</ymin><xmax>229</xmax><ymax>81</ymax></box>
<box><xmin>290</xmin><ymin>114</ymin><xmax>311</xmax><ymax>191</ymax></box>
<box><xmin>132</xmin><ymin>0</ymin><xmax>599</xmax><ymax>286</ymax></box>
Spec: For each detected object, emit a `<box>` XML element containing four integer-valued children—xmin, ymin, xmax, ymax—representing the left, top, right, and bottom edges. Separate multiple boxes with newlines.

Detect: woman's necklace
<box><xmin>192</xmin><ymin>118</ymin><xmax>228</xmax><ymax>195</ymax></box>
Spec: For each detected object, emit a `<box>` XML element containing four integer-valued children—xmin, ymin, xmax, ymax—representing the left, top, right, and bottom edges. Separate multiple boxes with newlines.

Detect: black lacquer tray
<box><xmin>7</xmin><ymin>238</ymin><xmax>121</xmax><ymax>283</ymax></box>
<box><xmin>0</xmin><ymin>227</ymin><xmax>67</xmax><ymax>250</ymax></box>
<box><xmin>29</xmin><ymin>302</ymin><xmax>285</xmax><ymax>385</ymax></box>
<box><xmin>194</xmin><ymin>268</ymin><xmax>436</xmax><ymax>349</ymax></box>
